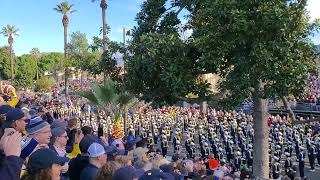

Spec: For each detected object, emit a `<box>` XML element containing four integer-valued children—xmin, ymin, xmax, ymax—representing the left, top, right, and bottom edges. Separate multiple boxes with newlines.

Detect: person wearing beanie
<box><xmin>27</xmin><ymin>116</ymin><xmax>51</xmax><ymax>146</ymax></box>
<box><xmin>2</xmin><ymin>108</ymin><xmax>27</xmax><ymax>134</ymax></box>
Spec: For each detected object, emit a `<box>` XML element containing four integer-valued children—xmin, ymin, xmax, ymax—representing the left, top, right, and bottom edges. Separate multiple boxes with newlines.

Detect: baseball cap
<box><xmin>0</xmin><ymin>105</ymin><xmax>13</xmax><ymax>115</ymax></box>
<box><xmin>112</xmin><ymin>166</ymin><xmax>140</xmax><ymax>180</ymax></box>
<box><xmin>138</xmin><ymin>169</ymin><xmax>175</xmax><ymax>180</ymax></box>
<box><xmin>51</xmin><ymin>120</ymin><xmax>67</xmax><ymax>129</ymax></box>
<box><xmin>2</xmin><ymin>108</ymin><xmax>25</xmax><ymax>128</ymax></box>
<box><xmin>27</xmin><ymin>148</ymin><xmax>69</xmax><ymax>174</ymax></box>
<box><xmin>79</xmin><ymin>135</ymin><xmax>97</xmax><ymax>153</ymax></box>
<box><xmin>88</xmin><ymin>143</ymin><xmax>106</xmax><ymax>158</ymax></box>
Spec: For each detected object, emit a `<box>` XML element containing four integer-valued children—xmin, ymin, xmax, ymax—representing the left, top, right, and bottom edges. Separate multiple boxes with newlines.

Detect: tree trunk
<box><xmin>9</xmin><ymin>42</ymin><xmax>13</xmax><ymax>84</ymax></box>
<box><xmin>252</xmin><ymin>81</ymin><xmax>269</xmax><ymax>179</ymax></box>
<box><xmin>101</xmin><ymin>0</ymin><xmax>107</xmax><ymax>51</ymax></box>
<box><xmin>281</xmin><ymin>96</ymin><xmax>296</xmax><ymax>122</ymax></box>
<box><xmin>80</xmin><ymin>69</ymin><xmax>83</xmax><ymax>91</ymax></box>
<box><xmin>64</xmin><ymin>24</ymin><xmax>68</xmax><ymax>97</ymax></box>
<box><xmin>123</xmin><ymin>111</ymin><xmax>127</xmax><ymax>137</ymax></box>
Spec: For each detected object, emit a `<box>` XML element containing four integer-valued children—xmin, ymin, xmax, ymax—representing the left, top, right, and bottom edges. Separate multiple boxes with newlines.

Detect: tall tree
<box><xmin>188</xmin><ymin>0</ymin><xmax>319</xmax><ymax>178</ymax></box>
<box><xmin>68</xmin><ymin>31</ymin><xmax>89</xmax><ymax>90</ymax></box>
<box><xmin>125</xmin><ymin>0</ymin><xmax>209</xmax><ymax>106</ymax></box>
<box><xmin>92</xmin><ymin>0</ymin><xmax>107</xmax><ymax>51</ymax></box>
<box><xmin>30</xmin><ymin>48</ymin><xmax>41</xmax><ymax>80</ymax></box>
<box><xmin>54</xmin><ymin>1</ymin><xmax>76</xmax><ymax>96</ymax></box>
<box><xmin>1</xmin><ymin>25</ymin><xmax>19</xmax><ymax>84</ymax></box>
<box><xmin>0</xmin><ymin>46</ymin><xmax>12</xmax><ymax>80</ymax></box>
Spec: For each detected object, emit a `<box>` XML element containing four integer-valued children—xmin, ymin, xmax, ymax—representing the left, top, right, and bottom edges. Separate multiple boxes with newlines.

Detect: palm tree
<box><xmin>92</xmin><ymin>0</ymin><xmax>107</xmax><ymax>51</ymax></box>
<box><xmin>79</xmin><ymin>79</ymin><xmax>137</xmax><ymax>138</ymax></box>
<box><xmin>30</xmin><ymin>48</ymin><xmax>41</xmax><ymax>80</ymax></box>
<box><xmin>1</xmin><ymin>25</ymin><xmax>19</xmax><ymax>84</ymax></box>
<box><xmin>54</xmin><ymin>1</ymin><xmax>76</xmax><ymax>96</ymax></box>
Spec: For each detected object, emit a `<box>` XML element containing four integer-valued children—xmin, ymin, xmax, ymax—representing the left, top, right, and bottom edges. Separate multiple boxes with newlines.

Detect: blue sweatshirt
<box><xmin>0</xmin><ymin>155</ymin><xmax>24</xmax><ymax>180</ymax></box>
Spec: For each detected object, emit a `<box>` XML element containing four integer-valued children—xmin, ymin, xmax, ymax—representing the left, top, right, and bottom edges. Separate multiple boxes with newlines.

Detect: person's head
<box><xmin>88</xmin><ymin>143</ymin><xmax>108</xmax><ymax>168</ymax></box>
<box><xmin>182</xmin><ymin>159</ymin><xmax>193</xmax><ymax>173</ymax></box>
<box><xmin>115</xmin><ymin>155</ymin><xmax>132</xmax><ymax>166</ymax></box>
<box><xmin>3</xmin><ymin>108</ymin><xmax>27</xmax><ymax>133</ymax></box>
<box><xmin>81</xmin><ymin>126</ymin><xmax>93</xmax><ymax>136</ymax></box>
<box><xmin>67</xmin><ymin>117</ymin><xmax>78</xmax><ymax>129</ymax></box>
<box><xmin>133</xmin><ymin>159</ymin><xmax>152</xmax><ymax>171</ymax></box>
<box><xmin>51</xmin><ymin>127</ymin><xmax>68</xmax><ymax>148</ymax></box>
<box><xmin>22</xmin><ymin>148</ymin><xmax>69</xmax><ymax>180</ymax></box>
<box><xmin>27</xmin><ymin>117</ymin><xmax>51</xmax><ymax>145</ymax></box>
<box><xmin>79</xmin><ymin>135</ymin><xmax>97</xmax><ymax>154</ymax></box>
<box><xmin>133</xmin><ymin>147</ymin><xmax>149</xmax><ymax>162</ymax></box>
<box><xmin>95</xmin><ymin>161</ymin><xmax>121</xmax><ymax>180</ymax></box>
<box><xmin>112</xmin><ymin>166</ymin><xmax>139</xmax><ymax>180</ymax></box>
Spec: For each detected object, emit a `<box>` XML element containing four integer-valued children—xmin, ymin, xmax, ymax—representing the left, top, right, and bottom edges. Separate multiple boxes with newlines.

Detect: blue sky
<box><xmin>0</xmin><ymin>0</ymin><xmax>319</xmax><ymax>56</ymax></box>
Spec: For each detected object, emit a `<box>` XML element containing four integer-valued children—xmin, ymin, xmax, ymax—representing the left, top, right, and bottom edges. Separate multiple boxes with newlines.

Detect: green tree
<box><xmin>125</xmin><ymin>0</ymin><xmax>209</xmax><ymax>106</ymax></box>
<box><xmin>68</xmin><ymin>31</ymin><xmax>89</xmax><ymax>90</ymax></box>
<box><xmin>38</xmin><ymin>52</ymin><xmax>64</xmax><ymax>80</ymax></box>
<box><xmin>30</xmin><ymin>48</ymin><xmax>41</xmax><ymax>80</ymax></box>
<box><xmin>34</xmin><ymin>77</ymin><xmax>54</xmax><ymax>92</ymax></box>
<box><xmin>188</xmin><ymin>0</ymin><xmax>319</xmax><ymax>177</ymax></box>
<box><xmin>1</xmin><ymin>25</ymin><xmax>19</xmax><ymax>84</ymax></box>
<box><xmin>0</xmin><ymin>46</ymin><xmax>12</xmax><ymax>80</ymax></box>
<box><xmin>54</xmin><ymin>1</ymin><xmax>76</xmax><ymax>96</ymax></box>
<box><xmin>14</xmin><ymin>55</ymin><xmax>36</xmax><ymax>88</ymax></box>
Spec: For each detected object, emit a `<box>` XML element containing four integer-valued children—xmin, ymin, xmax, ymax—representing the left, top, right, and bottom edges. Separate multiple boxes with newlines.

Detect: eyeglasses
<box><xmin>59</xmin><ymin>135</ymin><xmax>68</xmax><ymax>138</ymax></box>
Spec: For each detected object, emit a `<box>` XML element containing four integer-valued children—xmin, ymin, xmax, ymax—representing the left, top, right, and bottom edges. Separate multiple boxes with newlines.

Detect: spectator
<box><xmin>0</xmin><ymin>128</ymin><xmax>23</xmax><ymax>180</ymax></box>
<box><xmin>80</xmin><ymin>143</ymin><xmax>108</xmax><ymax>180</ymax></box>
<box><xmin>2</xmin><ymin>108</ymin><xmax>27</xmax><ymax>134</ymax></box>
<box><xmin>27</xmin><ymin>116</ymin><xmax>52</xmax><ymax>146</ymax></box>
<box><xmin>112</xmin><ymin>166</ymin><xmax>140</xmax><ymax>180</ymax></box>
<box><xmin>21</xmin><ymin>148</ymin><xmax>69</xmax><ymax>180</ymax></box>
<box><xmin>68</xmin><ymin>135</ymin><xmax>96</xmax><ymax>180</ymax></box>
<box><xmin>95</xmin><ymin>161</ymin><xmax>121</xmax><ymax>180</ymax></box>
<box><xmin>139</xmin><ymin>169</ymin><xmax>175</xmax><ymax>180</ymax></box>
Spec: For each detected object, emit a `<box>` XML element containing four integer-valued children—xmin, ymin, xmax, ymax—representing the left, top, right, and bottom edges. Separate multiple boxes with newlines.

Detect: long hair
<box><xmin>96</xmin><ymin>161</ymin><xmax>121</xmax><ymax>180</ymax></box>
<box><xmin>21</xmin><ymin>167</ymin><xmax>52</xmax><ymax>180</ymax></box>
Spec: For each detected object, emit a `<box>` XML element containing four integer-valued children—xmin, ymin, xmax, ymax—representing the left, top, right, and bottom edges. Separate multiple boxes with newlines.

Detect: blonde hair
<box><xmin>96</xmin><ymin>161</ymin><xmax>121</xmax><ymax>180</ymax></box>
<box><xmin>151</xmin><ymin>155</ymin><xmax>169</xmax><ymax>169</ymax></box>
<box><xmin>115</xmin><ymin>155</ymin><xmax>132</xmax><ymax>166</ymax></box>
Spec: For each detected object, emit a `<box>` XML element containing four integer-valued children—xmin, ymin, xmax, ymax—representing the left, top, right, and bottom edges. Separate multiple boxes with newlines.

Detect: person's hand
<box><xmin>0</xmin><ymin>128</ymin><xmax>16</xmax><ymax>150</ymax></box>
<box><xmin>75</xmin><ymin>131</ymin><xmax>84</xmax><ymax>144</ymax></box>
<box><xmin>61</xmin><ymin>163</ymin><xmax>69</xmax><ymax>174</ymax></box>
<box><xmin>3</xmin><ymin>131</ymin><xmax>22</xmax><ymax>157</ymax></box>
<box><xmin>100</xmin><ymin>136</ymin><xmax>108</xmax><ymax>146</ymax></box>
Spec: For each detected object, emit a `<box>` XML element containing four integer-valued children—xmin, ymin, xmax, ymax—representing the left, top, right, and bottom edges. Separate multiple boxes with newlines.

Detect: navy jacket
<box><xmin>80</xmin><ymin>164</ymin><xmax>98</xmax><ymax>180</ymax></box>
<box><xmin>0</xmin><ymin>155</ymin><xmax>24</xmax><ymax>180</ymax></box>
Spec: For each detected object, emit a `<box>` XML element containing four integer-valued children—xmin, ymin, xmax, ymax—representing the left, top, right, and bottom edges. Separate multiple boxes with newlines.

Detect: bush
<box><xmin>34</xmin><ymin>77</ymin><xmax>54</xmax><ymax>92</ymax></box>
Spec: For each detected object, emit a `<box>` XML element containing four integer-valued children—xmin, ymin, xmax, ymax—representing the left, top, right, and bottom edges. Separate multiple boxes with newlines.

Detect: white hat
<box><xmin>87</xmin><ymin>143</ymin><xmax>106</xmax><ymax>158</ymax></box>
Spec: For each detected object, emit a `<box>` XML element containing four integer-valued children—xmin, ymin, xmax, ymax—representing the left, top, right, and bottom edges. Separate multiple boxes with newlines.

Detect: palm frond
<box><xmin>78</xmin><ymin>91</ymin><xmax>99</xmax><ymax>106</ymax></box>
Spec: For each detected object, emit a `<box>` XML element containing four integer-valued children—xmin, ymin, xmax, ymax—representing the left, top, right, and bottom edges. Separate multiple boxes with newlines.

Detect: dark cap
<box><xmin>28</xmin><ymin>148</ymin><xmax>69</xmax><ymax>174</ymax></box>
<box><xmin>138</xmin><ymin>169</ymin><xmax>175</xmax><ymax>180</ymax></box>
<box><xmin>112</xmin><ymin>166</ymin><xmax>140</xmax><ymax>180</ymax></box>
<box><xmin>0</xmin><ymin>105</ymin><xmax>13</xmax><ymax>115</ymax></box>
<box><xmin>79</xmin><ymin>135</ymin><xmax>97</xmax><ymax>153</ymax></box>
<box><xmin>5</xmin><ymin>108</ymin><xmax>24</xmax><ymax>122</ymax></box>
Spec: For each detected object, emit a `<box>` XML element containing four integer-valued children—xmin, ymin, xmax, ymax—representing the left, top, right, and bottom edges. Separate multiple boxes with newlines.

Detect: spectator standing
<box><xmin>80</xmin><ymin>143</ymin><xmax>108</xmax><ymax>180</ymax></box>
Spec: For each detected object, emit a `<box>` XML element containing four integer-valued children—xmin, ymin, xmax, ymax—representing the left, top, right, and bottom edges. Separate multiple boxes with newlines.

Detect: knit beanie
<box><xmin>27</xmin><ymin>116</ymin><xmax>50</xmax><ymax>135</ymax></box>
